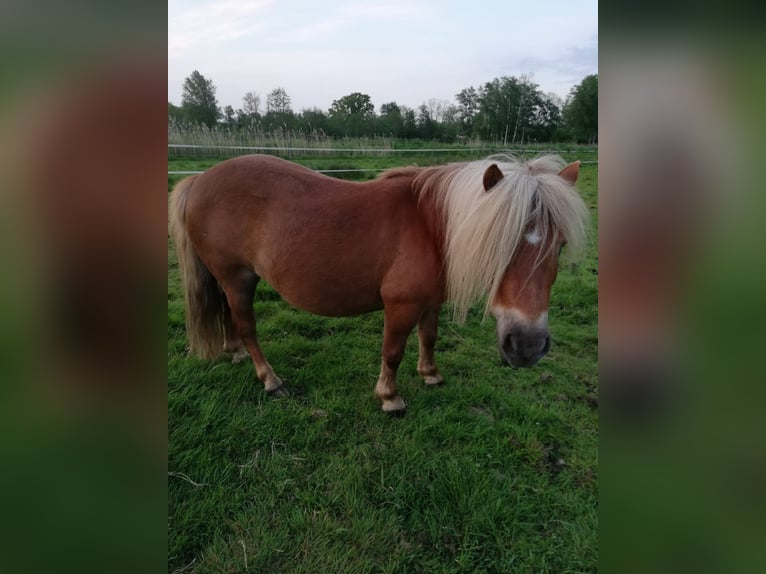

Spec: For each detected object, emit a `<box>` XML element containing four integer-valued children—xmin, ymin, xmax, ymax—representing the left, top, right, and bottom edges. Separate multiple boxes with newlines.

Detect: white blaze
<box><xmin>525</xmin><ymin>229</ymin><xmax>542</xmax><ymax>245</ymax></box>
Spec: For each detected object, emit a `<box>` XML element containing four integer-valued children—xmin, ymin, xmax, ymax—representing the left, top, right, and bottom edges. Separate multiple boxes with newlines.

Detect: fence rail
<box><xmin>168</xmin><ymin>143</ymin><xmax>598</xmax><ymax>154</ymax></box>
<box><xmin>168</xmin><ymin>144</ymin><xmax>597</xmax><ymax>176</ymax></box>
<box><xmin>169</xmin><ymin>162</ymin><xmax>598</xmax><ymax>177</ymax></box>
<box><xmin>168</xmin><ymin>168</ymin><xmax>387</xmax><ymax>175</ymax></box>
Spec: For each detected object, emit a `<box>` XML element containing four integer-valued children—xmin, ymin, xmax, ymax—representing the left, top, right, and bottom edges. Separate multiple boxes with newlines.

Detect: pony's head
<box><xmin>424</xmin><ymin>155</ymin><xmax>589</xmax><ymax>368</ymax></box>
<box><xmin>487</xmin><ymin>157</ymin><xmax>586</xmax><ymax>367</ymax></box>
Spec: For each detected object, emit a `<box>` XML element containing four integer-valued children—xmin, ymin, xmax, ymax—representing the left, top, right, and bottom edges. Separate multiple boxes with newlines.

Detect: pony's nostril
<box><xmin>503</xmin><ymin>333</ymin><xmax>513</xmax><ymax>353</ymax></box>
<box><xmin>540</xmin><ymin>336</ymin><xmax>551</xmax><ymax>355</ymax></box>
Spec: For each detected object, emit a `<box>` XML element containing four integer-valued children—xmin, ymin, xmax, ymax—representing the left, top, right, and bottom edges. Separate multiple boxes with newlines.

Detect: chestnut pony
<box><xmin>170</xmin><ymin>154</ymin><xmax>588</xmax><ymax>413</ymax></box>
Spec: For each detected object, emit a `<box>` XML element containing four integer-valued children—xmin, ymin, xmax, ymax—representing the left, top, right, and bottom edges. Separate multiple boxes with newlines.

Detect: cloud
<box><xmin>169</xmin><ymin>1</ymin><xmax>596</xmax><ymax>109</ymax></box>
<box><xmin>511</xmin><ymin>36</ymin><xmax>599</xmax><ymax>90</ymax></box>
<box><xmin>168</xmin><ymin>0</ymin><xmax>273</xmax><ymax>58</ymax></box>
<box><xmin>336</xmin><ymin>1</ymin><xmax>429</xmax><ymax>21</ymax></box>
<box><xmin>272</xmin><ymin>1</ymin><xmax>429</xmax><ymax>44</ymax></box>
<box><xmin>277</xmin><ymin>19</ymin><xmax>345</xmax><ymax>44</ymax></box>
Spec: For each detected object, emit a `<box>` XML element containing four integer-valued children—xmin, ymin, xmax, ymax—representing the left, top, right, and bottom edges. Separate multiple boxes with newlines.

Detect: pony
<box><xmin>170</xmin><ymin>154</ymin><xmax>588</xmax><ymax>414</ymax></box>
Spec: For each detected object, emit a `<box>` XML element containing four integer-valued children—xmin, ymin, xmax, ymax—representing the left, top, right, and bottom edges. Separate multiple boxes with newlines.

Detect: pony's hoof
<box><xmin>266</xmin><ymin>385</ymin><xmax>290</xmax><ymax>398</ymax></box>
<box><xmin>423</xmin><ymin>374</ymin><xmax>445</xmax><ymax>386</ymax></box>
<box><xmin>381</xmin><ymin>396</ymin><xmax>406</xmax><ymax>415</ymax></box>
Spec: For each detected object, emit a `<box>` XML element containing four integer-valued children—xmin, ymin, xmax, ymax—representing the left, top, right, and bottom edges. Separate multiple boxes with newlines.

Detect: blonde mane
<box><xmin>411</xmin><ymin>154</ymin><xmax>589</xmax><ymax>322</ymax></box>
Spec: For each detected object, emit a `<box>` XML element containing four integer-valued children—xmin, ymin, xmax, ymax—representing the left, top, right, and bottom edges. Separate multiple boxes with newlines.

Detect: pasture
<box><xmin>168</xmin><ymin>151</ymin><xmax>598</xmax><ymax>573</ymax></box>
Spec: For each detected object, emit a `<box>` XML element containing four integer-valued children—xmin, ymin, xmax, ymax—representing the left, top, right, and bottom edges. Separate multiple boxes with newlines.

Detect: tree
<box><xmin>422</xmin><ymin>99</ymin><xmax>451</xmax><ymax>124</ymax></box>
<box><xmin>378</xmin><ymin>102</ymin><xmax>404</xmax><ymax>137</ymax></box>
<box><xmin>235</xmin><ymin>91</ymin><xmax>262</xmax><ymax>129</ymax></box>
<box><xmin>222</xmin><ymin>105</ymin><xmax>235</xmax><ymax>125</ymax></box>
<box><xmin>400</xmin><ymin>106</ymin><xmax>418</xmax><ymax>139</ymax></box>
<box><xmin>328</xmin><ymin>92</ymin><xmax>375</xmax><ymax>137</ymax></box>
<box><xmin>456</xmin><ymin>86</ymin><xmax>479</xmax><ymax>135</ymax></box>
<box><xmin>181</xmin><ymin>70</ymin><xmax>220</xmax><ymax>127</ymax></box>
<box><xmin>473</xmin><ymin>77</ymin><xmax>518</xmax><ymax>142</ymax></box>
<box><xmin>300</xmin><ymin>107</ymin><xmax>329</xmax><ymax>135</ymax></box>
<box><xmin>468</xmin><ymin>75</ymin><xmax>562</xmax><ymax>144</ymax></box>
<box><xmin>266</xmin><ymin>87</ymin><xmax>292</xmax><ymax>114</ymax></box>
<box><xmin>168</xmin><ymin>101</ymin><xmax>185</xmax><ymax>122</ymax></box>
<box><xmin>263</xmin><ymin>87</ymin><xmax>294</xmax><ymax>134</ymax></box>
<box><xmin>416</xmin><ymin>103</ymin><xmax>439</xmax><ymax>139</ymax></box>
<box><xmin>508</xmin><ymin>75</ymin><xmax>543</xmax><ymax>145</ymax></box>
<box><xmin>440</xmin><ymin>104</ymin><xmax>461</xmax><ymax>142</ymax></box>
<box><xmin>242</xmin><ymin>91</ymin><xmax>261</xmax><ymax>116</ymax></box>
<box><xmin>562</xmin><ymin>74</ymin><xmax>598</xmax><ymax>143</ymax></box>
<box><xmin>528</xmin><ymin>93</ymin><xmax>562</xmax><ymax>142</ymax></box>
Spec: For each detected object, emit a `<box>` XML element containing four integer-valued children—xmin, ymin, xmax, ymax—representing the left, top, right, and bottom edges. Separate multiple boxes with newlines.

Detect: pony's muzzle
<box><xmin>499</xmin><ymin>327</ymin><xmax>551</xmax><ymax>368</ymax></box>
<box><xmin>493</xmin><ymin>308</ymin><xmax>551</xmax><ymax>368</ymax></box>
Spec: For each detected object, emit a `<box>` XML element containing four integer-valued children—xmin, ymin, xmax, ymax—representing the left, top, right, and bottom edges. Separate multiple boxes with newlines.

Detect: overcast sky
<box><xmin>169</xmin><ymin>0</ymin><xmax>597</xmax><ymax>113</ymax></box>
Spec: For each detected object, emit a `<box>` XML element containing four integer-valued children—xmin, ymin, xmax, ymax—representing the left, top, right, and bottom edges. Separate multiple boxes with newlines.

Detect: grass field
<box><xmin>168</xmin><ymin>144</ymin><xmax>597</xmax><ymax>181</ymax></box>
<box><xmin>168</xmin><ymin>153</ymin><xmax>598</xmax><ymax>573</ymax></box>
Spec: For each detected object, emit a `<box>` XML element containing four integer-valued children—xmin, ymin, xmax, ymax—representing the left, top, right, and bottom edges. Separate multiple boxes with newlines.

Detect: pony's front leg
<box><xmin>417</xmin><ymin>308</ymin><xmax>444</xmax><ymax>386</ymax></box>
<box><xmin>375</xmin><ymin>304</ymin><xmax>421</xmax><ymax>414</ymax></box>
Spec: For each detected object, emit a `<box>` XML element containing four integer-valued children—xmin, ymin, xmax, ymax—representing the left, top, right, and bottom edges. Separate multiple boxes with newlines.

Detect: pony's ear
<box><xmin>558</xmin><ymin>161</ymin><xmax>581</xmax><ymax>185</ymax></box>
<box><xmin>483</xmin><ymin>164</ymin><xmax>504</xmax><ymax>191</ymax></box>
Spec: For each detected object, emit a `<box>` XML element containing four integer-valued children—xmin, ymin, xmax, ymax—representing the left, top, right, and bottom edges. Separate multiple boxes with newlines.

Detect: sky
<box><xmin>168</xmin><ymin>0</ymin><xmax>597</xmax><ymax>113</ymax></box>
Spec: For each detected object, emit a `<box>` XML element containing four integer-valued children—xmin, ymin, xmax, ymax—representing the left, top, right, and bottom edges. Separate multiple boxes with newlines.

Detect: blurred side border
<box><xmin>0</xmin><ymin>2</ymin><xmax>167</xmax><ymax>573</ymax></box>
<box><xmin>600</xmin><ymin>5</ymin><xmax>766</xmax><ymax>573</ymax></box>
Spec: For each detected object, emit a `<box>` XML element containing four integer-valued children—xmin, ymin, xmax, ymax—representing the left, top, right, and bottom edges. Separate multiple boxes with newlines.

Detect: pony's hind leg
<box><xmin>221</xmin><ymin>295</ymin><xmax>248</xmax><ymax>363</ymax></box>
<box><xmin>220</xmin><ymin>269</ymin><xmax>287</xmax><ymax>397</ymax></box>
<box><xmin>375</xmin><ymin>303</ymin><xmax>422</xmax><ymax>414</ymax></box>
<box><xmin>417</xmin><ymin>308</ymin><xmax>444</xmax><ymax>386</ymax></box>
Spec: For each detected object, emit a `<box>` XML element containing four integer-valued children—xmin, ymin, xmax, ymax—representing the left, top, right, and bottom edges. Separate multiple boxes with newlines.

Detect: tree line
<box><xmin>169</xmin><ymin>70</ymin><xmax>597</xmax><ymax>144</ymax></box>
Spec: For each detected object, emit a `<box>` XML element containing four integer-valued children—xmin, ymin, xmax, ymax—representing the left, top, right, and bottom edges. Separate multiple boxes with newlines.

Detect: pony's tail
<box><xmin>170</xmin><ymin>176</ymin><xmax>225</xmax><ymax>359</ymax></box>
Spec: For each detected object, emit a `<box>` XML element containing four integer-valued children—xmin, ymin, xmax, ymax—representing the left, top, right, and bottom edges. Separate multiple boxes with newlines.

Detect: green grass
<box><xmin>168</xmin><ymin>144</ymin><xmax>598</xmax><ymax>184</ymax></box>
<box><xmin>168</xmin><ymin>157</ymin><xmax>598</xmax><ymax>573</ymax></box>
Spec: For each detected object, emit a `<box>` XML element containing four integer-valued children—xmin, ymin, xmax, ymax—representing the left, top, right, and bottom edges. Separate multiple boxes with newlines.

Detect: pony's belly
<box><xmin>280</xmin><ymin>288</ymin><xmax>383</xmax><ymax>317</ymax></box>
<box><xmin>265</xmin><ymin>273</ymin><xmax>384</xmax><ymax>317</ymax></box>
